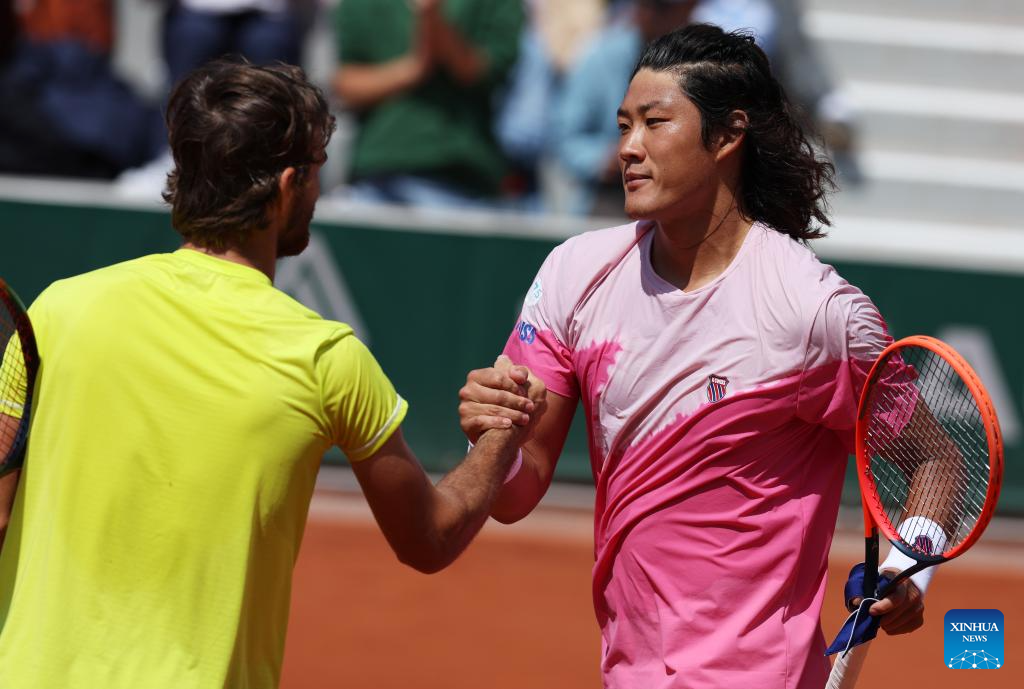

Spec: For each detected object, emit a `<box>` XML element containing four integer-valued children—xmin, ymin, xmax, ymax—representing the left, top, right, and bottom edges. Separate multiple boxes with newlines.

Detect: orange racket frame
<box><xmin>854</xmin><ymin>335</ymin><xmax>1004</xmax><ymax>567</ymax></box>
<box><xmin>828</xmin><ymin>336</ymin><xmax>1003</xmax><ymax>688</ymax></box>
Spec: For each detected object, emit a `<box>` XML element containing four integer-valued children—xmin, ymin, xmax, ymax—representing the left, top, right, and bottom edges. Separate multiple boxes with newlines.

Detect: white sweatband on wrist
<box><xmin>466</xmin><ymin>441</ymin><xmax>524</xmax><ymax>485</ymax></box>
<box><xmin>503</xmin><ymin>450</ymin><xmax>524</xmax><ymax>484</ymax></box>
<box><xmin>879</xmin><ymin>516</ymin><xmax>948</xmax><ymax>596</ymax></box>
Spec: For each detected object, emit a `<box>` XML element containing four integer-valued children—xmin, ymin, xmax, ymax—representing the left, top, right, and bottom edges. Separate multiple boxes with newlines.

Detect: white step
<box><xmin>845</xmin><ymin>82</ymin><xmax>1024</xmax><ymax>162</ymax></box>
<box><xmin>817</xmin><ymin>215</ymin><xmax>1024</xmax><ymax>275</ymax></box>
<box><xmin>805</xmin><ymin>12</ymin><xmax>1024</xmax><ymax>93</ymax></box>
<box><xmin>803</xmin><ymin>0</ymin><xmax>1024</xmax><ymax>26</ymax></box>
<box><xmin>831</xmin><ymin>151</ymin><xmax>1024</xmax><ymax>227</ymax></box>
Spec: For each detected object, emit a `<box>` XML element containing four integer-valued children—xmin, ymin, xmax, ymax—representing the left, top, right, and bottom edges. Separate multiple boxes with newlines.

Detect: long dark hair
<box><xmin>633</xmin><ymin>24</ymin><xmax>834</xmax><ymax>241</ymax></box>
<box><xmin>163</xmin><ymin>58</ymin><xmax>336</xmax><ymax>251</ymax></box>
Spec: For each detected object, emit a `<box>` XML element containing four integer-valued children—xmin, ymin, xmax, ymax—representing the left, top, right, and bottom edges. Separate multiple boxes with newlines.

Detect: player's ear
<box><xmin>713</xmin><ymin>109</ymin><xmax>748</xmax><ymax>161</ymax></box>
<box><xmin>278</xmin><ymin>166</ymin><xmax>298</xmax><ymax>196</ymax></box>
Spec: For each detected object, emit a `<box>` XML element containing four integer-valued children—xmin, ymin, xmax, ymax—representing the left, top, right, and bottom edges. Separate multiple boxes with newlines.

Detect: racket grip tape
<box><xmin>826</xmin><ymin>643</ymin><xmax>870</xmax><ymax>689</ymax></box>
<box><xmin>863</xmin><ymin>532</ymin><xmax>879</xmax><ymax>598</ymax></box>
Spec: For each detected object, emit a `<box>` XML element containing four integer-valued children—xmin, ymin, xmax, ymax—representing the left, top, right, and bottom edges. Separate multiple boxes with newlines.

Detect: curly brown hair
<box><xmin>163</xmin><ymin>58</ymin><xmax>336</xmax><ymax>251</ymax></box>
<box><xmin>633</xmin><ymin>24</ymin><xmax>835</xmax><ymax>241</ymax></box>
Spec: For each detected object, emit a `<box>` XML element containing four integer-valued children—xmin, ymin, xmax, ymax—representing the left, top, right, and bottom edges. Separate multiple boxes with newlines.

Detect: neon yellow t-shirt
<box><xmin>0</xmin><ymin>249</ymin><xmax>407</xmax><ymax>688</ymax></box>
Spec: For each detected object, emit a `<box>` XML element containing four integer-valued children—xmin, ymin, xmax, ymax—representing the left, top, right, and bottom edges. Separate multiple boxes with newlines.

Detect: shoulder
<box><xmin>753</xmin><ymin>228</ymin><xmax>888</xmax><ymax>355</ymax></box>
<box><xmin>542</xmin><ymin>222</ymin><xmax>646</xmax><ymax>287</ymax></box>
<box><xmin>743</xmin><ymin>225</ymin><xmax>884</xmax><ymax>353</ymax></box>
<box><xmin>33</xmin><ymin>254</ymin><xmax>165</xmax><ymax>306</ymax></box>
<box><xmin>523</xmin><ymin>222</ymin><xmax>645</xmax><ymax>326</ymax></box>
<box><xmin>753</xmin><ymin>225</ymin><xmax>856</xmax><ymax>307</ymax></box>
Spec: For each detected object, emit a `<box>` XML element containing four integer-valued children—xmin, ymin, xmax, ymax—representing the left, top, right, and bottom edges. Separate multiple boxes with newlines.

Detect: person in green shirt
<box><xmin>333</xmin><ymin>0</ymin><xmax>523</xmax><ymax>207</ymax></box>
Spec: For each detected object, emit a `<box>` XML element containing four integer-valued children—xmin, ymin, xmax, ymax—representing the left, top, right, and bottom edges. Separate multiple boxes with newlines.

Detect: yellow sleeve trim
<box><xmin>346</xmin><ymin>395</ymin><xmax>409</xmax><ymax>462</ymax></box>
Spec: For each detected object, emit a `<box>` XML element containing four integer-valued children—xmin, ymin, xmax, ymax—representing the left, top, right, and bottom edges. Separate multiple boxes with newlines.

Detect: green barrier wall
<box><xmin>2</xmin><ymin>195</ymin><xmax>1022</xmax><ymax>512</ymax></box>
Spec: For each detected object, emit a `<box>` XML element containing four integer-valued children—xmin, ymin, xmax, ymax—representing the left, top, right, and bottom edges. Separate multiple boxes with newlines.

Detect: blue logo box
<box><xmin>944</xmin><ymin>609</ymin><xmax>1004</xmax><ymax>669</ymax></box>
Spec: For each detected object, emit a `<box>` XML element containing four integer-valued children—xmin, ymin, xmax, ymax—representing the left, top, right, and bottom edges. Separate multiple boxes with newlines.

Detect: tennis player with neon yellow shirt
<box><xmin>0</xmin><ymin>59</ymin><xmax>540</xmax><ymax>689</ymax></box>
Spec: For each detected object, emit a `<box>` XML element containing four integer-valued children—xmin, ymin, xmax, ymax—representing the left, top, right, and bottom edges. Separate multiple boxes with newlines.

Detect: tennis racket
<box><xmin>826</xmin><ymin>335</ymin><xmax>1004</xmax><ymax>688</ymax></box>
<box><xmin>0</xmin><ymin>278</ymin><xmax>38</xmax><ymax>474</ymax></box>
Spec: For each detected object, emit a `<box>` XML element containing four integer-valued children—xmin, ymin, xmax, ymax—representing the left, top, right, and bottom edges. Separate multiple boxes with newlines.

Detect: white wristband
<box><xmin>467</xmin><ymin>441</ymin><xmax>524</xmax><ymax>485</ymax></box>
<box><xmin>504</xmin><ymin>450</ymin><xmax>524</xmax><ymax>484</ymax></box>
<box><xmin>879</xmin><ymin>516</ymin><xmax>948</xmax><ymax>596</ymax></box>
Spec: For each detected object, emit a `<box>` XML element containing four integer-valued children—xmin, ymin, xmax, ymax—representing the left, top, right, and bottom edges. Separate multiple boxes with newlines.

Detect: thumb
<box><xmin>494</xmin><ymin>355</ymin><xmax>528</xmax><ymax>385</ymax></box>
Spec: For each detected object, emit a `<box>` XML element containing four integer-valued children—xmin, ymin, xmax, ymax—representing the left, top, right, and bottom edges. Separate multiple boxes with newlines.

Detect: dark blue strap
<box><xmin>826</xmin><ymin>563</ymin><xmax>894</xmax><ymax>657</ymax></box>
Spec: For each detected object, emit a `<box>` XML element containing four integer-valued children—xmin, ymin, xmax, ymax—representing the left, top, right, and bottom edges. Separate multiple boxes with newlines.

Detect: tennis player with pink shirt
<box><xmin>460</xmin><ymin>24</ymin><xmax>928</xmax><ymax>689</ymax></box>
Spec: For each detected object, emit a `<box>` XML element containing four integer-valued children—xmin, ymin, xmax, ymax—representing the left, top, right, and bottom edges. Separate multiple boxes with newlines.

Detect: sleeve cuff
<box><xmin>346</xmin><ymin>395</ymin><xmax>408</xmax><ymax>462</ymax></box>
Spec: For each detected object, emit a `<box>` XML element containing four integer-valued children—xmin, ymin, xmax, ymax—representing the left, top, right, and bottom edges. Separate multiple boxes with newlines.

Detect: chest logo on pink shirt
<box><xmin>706</xmin><ymin>375</ymin><xmax>729</xmax><ymax>403</ymax></box>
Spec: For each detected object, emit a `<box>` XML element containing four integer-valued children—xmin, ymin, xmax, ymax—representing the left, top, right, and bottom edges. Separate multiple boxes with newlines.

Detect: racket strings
<box><xmin>870</xmin><ymin>394</ymin><xmax>984</xmax><ymax>549</ymax></box>
<box><xmin>863</xmin><ymin>347</ymin><xmax>990</xmax><ymax>556</ymax></box>
<box><xmin>0</xmin><ymin>297</ymin><xmax>30</xmax><ymax>460</ymax></box>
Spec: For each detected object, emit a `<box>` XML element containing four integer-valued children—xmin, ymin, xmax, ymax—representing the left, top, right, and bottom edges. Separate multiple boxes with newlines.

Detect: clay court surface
<box><xmin>282</xmin><ymin>470</ymin><xmax>1023</xmax><ymax>689</ymax></box>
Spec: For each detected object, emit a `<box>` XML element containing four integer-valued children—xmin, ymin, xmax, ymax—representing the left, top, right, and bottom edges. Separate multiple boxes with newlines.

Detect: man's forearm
<box><xmin>490</xmin><ymin>446</ymin><xmax>547</xmax><ymax>523</ymax></box>
<box><xmin>428</xmin><ymin>428</ymin><xmax>520</xmax><ymax>569</ymax></box>
<box><xmin>333</xmin><ymin>58</ymin><xmax>424</xmax><ymax>110</ymax></box>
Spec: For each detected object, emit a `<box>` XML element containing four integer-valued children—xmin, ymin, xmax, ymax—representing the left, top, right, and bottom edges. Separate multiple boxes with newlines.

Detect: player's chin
<box><xmin>623</xmin><ymin>193</ymin><xmax>664</xmax><ymax>221</ymax></box>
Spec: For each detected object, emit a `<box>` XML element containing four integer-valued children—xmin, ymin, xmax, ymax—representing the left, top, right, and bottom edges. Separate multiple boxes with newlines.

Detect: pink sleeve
<box><xmin>797</xmin><ymin>286</ymin><xmax>892</xmax><ymax>441</ymax></box>
<box><xmin>501</xmin><ymin>250</ymin><xmax>579</xmax><ymax>400</ymax></box>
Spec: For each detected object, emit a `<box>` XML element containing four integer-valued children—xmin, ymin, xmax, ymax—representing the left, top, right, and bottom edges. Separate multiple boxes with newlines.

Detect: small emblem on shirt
<box><xmin>706</xmin><ymin>375</ymin><xmax>729</xmax><ymax>403</ymax></box>
<box><xmin>525</xmin><ymin>278</ymin><xmax>543</xmax><ymax>307</ymax></box>
<box><xmin>517</xmin><ymin>321</ymin><xmax>537</xmax><ymax>345</ymax></box>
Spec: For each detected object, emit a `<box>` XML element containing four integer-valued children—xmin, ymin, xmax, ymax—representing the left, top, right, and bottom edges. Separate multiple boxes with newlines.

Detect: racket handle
<box><xmin>826</xmin><ymin>642</ymin><xmax>871</xmax><ymax>689</ymax></box>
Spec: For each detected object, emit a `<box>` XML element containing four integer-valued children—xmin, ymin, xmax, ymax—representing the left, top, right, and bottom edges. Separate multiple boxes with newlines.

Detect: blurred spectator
<box><xmin>554</xmin><ymin>0</ymin><xmax>698</xmax><ymax>216</ymax></box>
<box><xmin>0</xmin><ymin>0</ymin><xmax>165</xmax><ymax>178</ymax></box>
<box><xmin>692</xmin><ymin>0</ymin><xmax>775</xmax><ymax>56</ymax></box>
<box><xmin>493</xmin><ymin>0</ymin><xmax>604</xmax><ymax>211</ymax></box>
<box><xmin>161</xmin><ymin>1</ymin><xmax>315</xmax><ymax>88</ymax></box>
<box><xmin>333</xmin><ymin>0</ymin><xmax>523</xmax><ymax>209</ymax></box>
<box><xmin>17</xmin><ymin>0</ymin><xmax>114</xmax><ymax>52</ymax></box>
<box><xmin>1</xmin><ymin>0</ymin><xmax>15</xmax><ymax>64</ymax></box>
<box><xmin>765</xmin><ymin>0</ymin><xmax>859</xmax><ymax>179</ymax></box>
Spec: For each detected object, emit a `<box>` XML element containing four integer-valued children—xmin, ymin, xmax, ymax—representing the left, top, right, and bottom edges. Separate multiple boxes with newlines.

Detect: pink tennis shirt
<box><xmin>502</xmin><ymin>221</ymin><xmax>890</xmax><ymax>689</ymax></box>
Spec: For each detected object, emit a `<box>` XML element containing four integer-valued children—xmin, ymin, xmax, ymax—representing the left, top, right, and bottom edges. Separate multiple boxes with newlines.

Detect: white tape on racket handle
<box><xmin>826</xmin><ymin>641</ymin><xmax>870</xmax><ymax>689</ymax></box>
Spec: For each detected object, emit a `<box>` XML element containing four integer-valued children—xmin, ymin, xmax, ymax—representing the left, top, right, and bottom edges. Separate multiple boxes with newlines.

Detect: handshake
<box><xmin>458</xmin><ymin>355</ymin><xmax>547</xmax><ymax>446</ymax></box>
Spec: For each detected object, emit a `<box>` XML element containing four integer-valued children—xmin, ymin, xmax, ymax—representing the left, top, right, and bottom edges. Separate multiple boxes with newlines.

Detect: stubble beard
<box><xmin>277</xmin><ymin>202</ymin><xmax>313</xmax><ymax>257</ymax></box>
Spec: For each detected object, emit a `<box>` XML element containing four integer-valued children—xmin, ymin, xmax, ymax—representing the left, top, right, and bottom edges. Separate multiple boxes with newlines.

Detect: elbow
<box><xmin>393</xmin><ymin>542</ymin><xmax>454</xmax><ymax>575</ymax></box>
<box><xmin>332</xmin><ymin>71</ymin><xmax>365</xmax><ymax>112</ymax></box>
<box><xmin>489</xmin><ymin>503</ymin><xmax>531</xmax><ymax>525</ymax></box>
<box><xmin>404</xmin><ymin>556</ymin><xmax>447</xmax><ymax>575</ymax></box>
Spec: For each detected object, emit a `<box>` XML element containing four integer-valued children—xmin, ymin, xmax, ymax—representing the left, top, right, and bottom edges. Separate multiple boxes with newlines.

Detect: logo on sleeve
<box><xmin>517</xmin><ymin>321</ymin><xmax>537</xmax><ymax>345</ymax></box>
<box><xmin>525</xmin><ymin>278</ymin><xmax>543</xmax><ymax>307</ymax></box>
<box><xmin>706</xmin><ymin>375</ymin><xmax>729</xmax><ymax>403</ymax></box>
